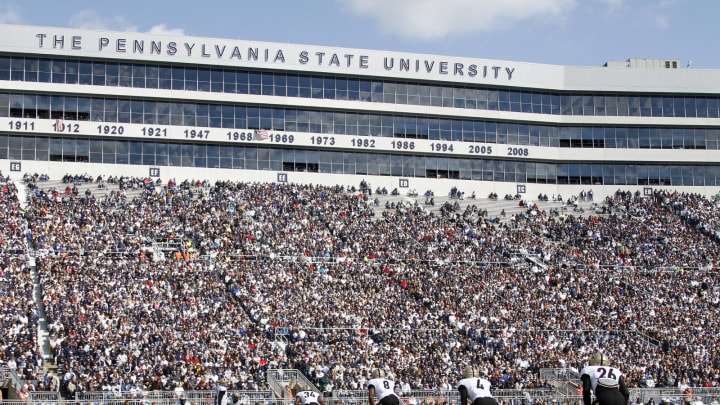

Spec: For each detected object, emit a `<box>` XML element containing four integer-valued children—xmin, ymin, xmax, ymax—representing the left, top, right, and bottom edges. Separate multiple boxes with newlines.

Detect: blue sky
<box><xmin>0</xmin><ymin>0</ymin><xmax>717</xmax><ymax>68</ymax></box>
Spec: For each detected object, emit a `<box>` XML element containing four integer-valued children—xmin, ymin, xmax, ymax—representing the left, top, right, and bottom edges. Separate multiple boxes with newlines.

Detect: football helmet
<box><xmin>462</xmin><ymin>366</ymin><xmax>479</xmax><ymax>378</ymax></box>
<box><xmin>590</xmin><ymin>351</ymin><xmax>609</xmax><ymax>366</ymax></box>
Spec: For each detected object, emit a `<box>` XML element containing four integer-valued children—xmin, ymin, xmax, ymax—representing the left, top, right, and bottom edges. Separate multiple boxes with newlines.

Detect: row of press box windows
<box><xmin>2</xmin><ymin>93</ymin><xmax>718</xmax><ymax>150</ymax></box>
<box><xmin>2</xmin><ymin>55</ymin><xmax>720</xmax><ymax>118</ymax></box>
<box><xmin>1</xmin><ymin>134</ymin><xmax>716</xmax><ymax>186</ymax></box>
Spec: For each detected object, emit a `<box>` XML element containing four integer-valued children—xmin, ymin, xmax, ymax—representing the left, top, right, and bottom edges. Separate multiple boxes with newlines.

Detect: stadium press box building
<box><xmin>0</xmin><ymin>24</ymin><xmax>719</xmax><ymax>198</ymax></box>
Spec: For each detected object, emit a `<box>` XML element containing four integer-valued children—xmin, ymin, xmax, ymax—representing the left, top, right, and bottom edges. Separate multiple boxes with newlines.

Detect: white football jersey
<box><xmin>457</xmin><ymin>377</ymin><xmax>494</xmax><ymax>400</ymax></box>
<box><xmin>368</xmin><ymin>378</ymin><xmax>396</xmax><ymax>401</ymax></box>
<box><xmin>296</xmin><ymin>391</ymin><xmax>321</xmax><ymax>405</ymax></box>
<box><xmin>580</xmin><ymin>365</ymin><xmax>623</xmax><ymax>391</ymax></box>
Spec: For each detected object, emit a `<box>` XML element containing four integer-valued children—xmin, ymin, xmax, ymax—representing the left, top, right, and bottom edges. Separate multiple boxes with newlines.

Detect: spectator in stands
<box><xmin>7</xmin><ymin>176</ymin><xmax>720</xmax><ymax>397</ymax></box>
<box><xmin>18</xmin><ymin>384</ymin><xmax>29</xmax><ymax>401</ymax></box>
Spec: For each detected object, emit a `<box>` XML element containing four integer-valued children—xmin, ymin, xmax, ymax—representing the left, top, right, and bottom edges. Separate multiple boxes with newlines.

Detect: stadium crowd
<box><xmin>1</xmin><ymin>173</ymin><xmax>719</xmax><ymax>400</ymax></box>
<box><xmin>0</xmin><ymin>173</ymin><xmax>47</xmax><ymax>391</ymax></box>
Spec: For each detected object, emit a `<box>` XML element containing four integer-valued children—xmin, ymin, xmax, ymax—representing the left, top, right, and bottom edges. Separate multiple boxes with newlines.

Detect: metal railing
<box><xmin>28</xmin><ymin>391</ymin><xmax>62</xmax><ymax>402</ymax></box>
<box><xmin>540</xmin><ymin>368</ymin><xmax>582</xmax><ymax>397</ymax></box>
<box><xmin>267</xmin><ymin>368</ymin><xmax>319</xmax><ymax>399</ymax></box>
<box><xmin>628</xmin><ymin>387</ymin><xmax>720</xmax><ymax>405</ymax></box>
<box><xmin>74</xmin><ymin>389</ymin><xmax>274</xmax><ymax>403</ymax></box>
<box><xmin>327</xmin><ymin>387</ymin><xmax>720</xmax><ymax>405</ymax></box>
<box><xmin>8</xmin><ymin>386</ymin><xmax>720</xmax><ymax>405</ymax></box>
<box><xmin>327</xmin><ymin>389</ymin><xmax>571</xmax><ymax>405</ymax></box>
<box><xmin>1</xmin><ymin>366</ymin><xmax>25</xmax><ymax>392</ymax></box>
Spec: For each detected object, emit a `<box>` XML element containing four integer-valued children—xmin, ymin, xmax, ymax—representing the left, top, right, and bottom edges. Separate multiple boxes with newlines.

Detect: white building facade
<box><xmin>1</xmin><ymin>24</ymin><xmax>719</xmax><ymax>199</ymax></box>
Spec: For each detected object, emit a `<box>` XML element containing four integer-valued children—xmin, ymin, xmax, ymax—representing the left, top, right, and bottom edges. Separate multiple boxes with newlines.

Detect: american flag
<box><xmin>254</xmin><ymin>129</ymin><xmax>270</xmax><ymax>141</ymax></box>
<box><xmin>54</xmin><ymin>118</ymin><xmax>64</xmax><ymax>132</ymax></box>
